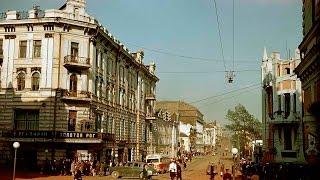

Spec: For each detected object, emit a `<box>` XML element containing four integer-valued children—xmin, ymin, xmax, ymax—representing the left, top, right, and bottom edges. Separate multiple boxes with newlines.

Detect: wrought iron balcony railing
<box><xmin>61</xmin><ymin>90</ymin><xmax>91</xmax><ymax>101</ymax></box>
<box><xmin>64</xmin><ymin>55</ymin><xmax>91</xmax><ymax>70</ymax></box>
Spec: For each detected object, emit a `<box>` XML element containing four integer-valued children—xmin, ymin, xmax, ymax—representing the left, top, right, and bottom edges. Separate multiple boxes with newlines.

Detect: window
<box><xmin>33</xmin><ymin>40</ymin><xmax>41</xmax><ymax>58</ymax></box>
<box><xmin>285</xmin><ymin>68</ymin><xmax>290</xmax><ymax>75</ymax></box>
<box><xmin>316</xmin><ymin>80</ymin><xmax>320</xmax><ymax>102</ymax></box>
<box><xmin>31</xmin><ymin>72</ymin><xmax>40</xmax><ymax>91</ymax></box>
<box><xmin>278</xmin><ymin>95</ymin><xmax>282</xmax><ymax>112</ymax></box>
<box><xmin>95</xmin><ymin>77</ymin><xmax>99</xmax><ymax>96</ymax></box>
<box><xmin>293</xmin><ymin>93</ymin><xmax>297</xmax><ymax>113</ymax></box>
<box><xmin>0</xmin><ymin>39</ymin><xmax>3</xmax><ymax>57</ymax></box>
<box><xmin>19</xmin><ymin>40</ymin><xmax>27</xmax><ymax>58</ymax></box>
<box><xmin>95</xmin><ymin>49</ymin><xmax>99</xmax><ymax>69</ymax></box>
<box><xmin>14</xmin><ymin>109</ymin><xmax>39</xmax><ymax>130</ymax></box>
<box><xmin>68</xmin><ymin>110</ymin><xmax>77</xmax><ymax>131</ymax></box>
<box><xmin>71</xmin><ymin>42</ymin><xmax>79</xmax><ymax>60</ymax></box>
<box><xmin>95</xmin><ymin>113</ymin><xmax>102</xmax><ymax>132</ymax></box>
<box><xmin>69</xmin><ymin>74</ymin><xmax>77</xmax><ymax>96</ymax></box>
<box><xmin>284</xmin><ymin>93</ymin><xmax>291</xmax><ymax>118</ymax></box>
<box><xmin>284</xmin><ymin>127</ymin><xmax>292</xmax><ymax>150</ymax></box>
<box><xmin>81</xmin><ymin>121</ymin><xmax>93</xmax><ymax>132</ymax></box>
<box><xmin>17</xmin><ymin>72</ymin><xmax>25</xmax><ymax>91</ymax></box>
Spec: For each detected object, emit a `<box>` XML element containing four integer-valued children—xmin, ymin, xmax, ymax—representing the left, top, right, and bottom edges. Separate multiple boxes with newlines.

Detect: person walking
<box><xmin>176</xmin><ymin>162</ymin><xmax>182</xmax><ymax>180</ymax></box>
<box><xmin>169</xmin><ymin>159</ymin><xmax>177</xmax><ymax>180</ymax></box>
<box><xmin>141</xmin><ymin>164</ymin><xmax>149</xmax><ymax>180</ymax></box>
<box><xmin>223</xmin><ymin>169</ymin><xmax>232</xmax><ymax>180</ymax></box>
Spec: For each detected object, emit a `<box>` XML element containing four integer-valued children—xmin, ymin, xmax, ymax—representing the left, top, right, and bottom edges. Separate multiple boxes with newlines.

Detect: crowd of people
<box><xmin>240</xmin><ymin>160</ymin><xmax>320</xmax><ymax>180</ymax></box>
<box><xmin>41</xmin><ymin>159</ymin><xmax>111</xmax><ymax>177</ymax></box>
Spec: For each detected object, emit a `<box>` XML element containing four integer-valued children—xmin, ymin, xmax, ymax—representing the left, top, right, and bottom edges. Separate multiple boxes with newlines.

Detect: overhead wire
<box><xmin>210</xmin><ymin>0</ymin><xmax>227</xmax><ymax>71</ymax></box>
<box><xmin>190</xmin><ymin>83</ymin><xmax>260</xmax><ymax>104</ymax></box>
<box><xmin>157</xmin><ymin>69</ymin><xmax>259</xmax><ymax>74</ymax></box>
<box><xmin>198</xmin><ymin>85</ymin><xmax>260</xmax><ymax>108</ymax></box>
<box><xmin>127</xmin><ymin>42</ymin><xmax>258</xmax><ymax>64</ymax></box>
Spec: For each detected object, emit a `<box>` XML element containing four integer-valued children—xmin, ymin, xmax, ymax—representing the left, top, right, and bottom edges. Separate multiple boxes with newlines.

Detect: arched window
<box><xmin>17</xmin><ymin>72</ymin><xmax>25</xmax><ymax>91</ymax></box>
<box><xmin>70</xmin><ymin>74</ymin><xmax>77</xmax><ymax>96</ymax></box>
<box><xmin>31</xmin><ymin>72</ymin><xmax>40</xmax><ymax>91</ymax></box>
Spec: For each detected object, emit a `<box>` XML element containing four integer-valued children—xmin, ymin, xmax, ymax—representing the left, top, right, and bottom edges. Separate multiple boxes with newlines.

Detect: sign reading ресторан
<box><xmin>0</xmin><ymin>130</ymin><xmax>101</xmax><ymax>139</ymax></box>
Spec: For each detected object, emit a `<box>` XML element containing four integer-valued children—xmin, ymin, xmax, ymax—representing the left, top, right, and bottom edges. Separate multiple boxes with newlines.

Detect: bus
<box><xmin>146</xmin><ymin>154</ymin><xmax>170</xmax><ymax>173</ymax></box>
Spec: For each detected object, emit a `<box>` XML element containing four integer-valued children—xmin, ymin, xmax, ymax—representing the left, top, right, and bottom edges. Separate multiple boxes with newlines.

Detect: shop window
<box><xmin>14</xmin><ymin>109</ymin><xmax>39</xmax><ymax>130</ymax></box>
<box><xmin>33</xmin><ymin>40</ymin><xmax>41</xmax><ymax>58</ymax></box>
<box><xmin>31</xmin><ymin>72</ymin><xmax>40</xmax><ymax>91</ymax></box>
<box><xmin>19</xmin><ymin>40</ymin><xmax>27</xmax><ymax>58</ymax></box>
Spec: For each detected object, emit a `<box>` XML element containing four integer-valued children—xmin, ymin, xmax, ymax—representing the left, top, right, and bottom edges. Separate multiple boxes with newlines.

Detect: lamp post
<box><xmin>13</xmin><ymin>142</ymin><xmax>20</xmax><ymax>180</ymax></box>
<box><xmin>231</xmin><ymin>147</ymin><xmax>238</xmax><ymax>180</ymax></box>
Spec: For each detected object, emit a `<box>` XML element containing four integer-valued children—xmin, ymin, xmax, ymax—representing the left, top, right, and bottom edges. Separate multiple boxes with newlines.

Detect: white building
<box><xmin>203</xmin><ymin>122</ymin><xmax>217</xmax><ymax>152</ymax></box>
<box><xmin>261</xmin><ymin>48</ymin><xmax>305</xmax><ymax>163</ymax></box>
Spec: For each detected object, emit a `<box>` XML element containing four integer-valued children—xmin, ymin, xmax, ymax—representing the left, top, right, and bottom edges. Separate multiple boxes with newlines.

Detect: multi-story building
<box><xmin>156</xmin><ymin>101</ymin><xmax>205</xmax><ymax>153</ymax></box>
<box><xmin>152</xmin><ymin>109</ymin><xmax>179</xmax><ymax>157</ymax></box>
<box><xmin>261</xmin><ymin>49</ymin><xmax>305</xmax><ymax>163</ymax></box>
<box><xmin>203</xmin><ymin>122</ymin><xmax>217</xmax><ymax>153</ymax></box>
<box><xmin>179</xmin><ymin>121</ymin><xmax>193</xmax><ymax>153</ymax></box>
<box><xmin>0</xmin><ymin>0</ymin><xmax>158</xmax><ymax>168</ymax></box>
<box><xmin>295</xmin><ymin>0</ymin><xmax>320</xmax><ymax>165</ymax></box>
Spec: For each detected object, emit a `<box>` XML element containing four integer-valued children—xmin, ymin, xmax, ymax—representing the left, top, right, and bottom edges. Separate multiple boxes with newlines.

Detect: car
<box><xmin>110</xmin><ymin>162</ymin><xmax>158</xmax><ymax>179</ymax></box>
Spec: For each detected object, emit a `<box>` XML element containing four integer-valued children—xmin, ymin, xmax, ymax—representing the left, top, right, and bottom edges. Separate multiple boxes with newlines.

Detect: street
<box><xmin>1</xmin><ymin>138</ymin><xmax>240</xmax><ymax>180</ymax></box>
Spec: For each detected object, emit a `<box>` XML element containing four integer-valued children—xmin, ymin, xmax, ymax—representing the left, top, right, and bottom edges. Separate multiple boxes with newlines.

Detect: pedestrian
<box><xmin>70</xmin><ymin>160</ymin><xmax>75</xmax><ymax>176</ymax></box>
<box><xmin>210</xmin><ymin>163</ymin><xmax>217</xmax><ymax>180</ymax></box>
<box><xmin>142</xmin><ymin>164</ymin><xmax>149</xmax><ymax>180</ymax></box>
<box><xmin>223</xmin><ymin>169</ymin><xmax>232</xmax><ymax>180</ymax></box>
<box><xmin>177</xmin><ymin>162</ymin><xmax>182</xmax><ymax>180</ymax></box>
<box><xmin>74</xmin><ymin>169</ymin><xmax>82</xmax><ymax>180</ymax></box>
<box><xmin>169</xmin><ymin>159</ymin><xmax>177</xmax><ymax>180</ymax></box>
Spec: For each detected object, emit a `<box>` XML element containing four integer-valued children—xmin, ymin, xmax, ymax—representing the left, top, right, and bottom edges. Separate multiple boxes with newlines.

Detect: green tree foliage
<box><xmin>225</xmin><ymin>104</ymin><xmax>262</xmax><ymax>154</ymax></box>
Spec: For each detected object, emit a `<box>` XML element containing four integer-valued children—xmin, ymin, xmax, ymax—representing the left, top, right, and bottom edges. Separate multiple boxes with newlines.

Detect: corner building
<box><xmin>0</xmin><ymin>0</ymin><xmax>158</xmax><ymax>169</ymax></box>
<box><xmin>261</xmin><ymin>49</ymin><xmax>305</xmax><ymax>163</ymax></box>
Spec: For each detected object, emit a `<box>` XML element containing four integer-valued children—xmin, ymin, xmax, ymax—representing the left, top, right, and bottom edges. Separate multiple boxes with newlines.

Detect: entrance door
<box><xmin>118</xmin><ymin>149</ymin><xmax>124</xmax><ymax>163</ymax></box>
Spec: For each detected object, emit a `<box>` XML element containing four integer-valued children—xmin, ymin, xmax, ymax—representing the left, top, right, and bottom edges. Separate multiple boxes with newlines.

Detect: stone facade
<box><xmin>203</xmin><ymin>122</ymin><xmax>217</xmax><ymax>153</ymax></box>
<box><xmin>0</xmin><ymin>0</ymin><xmax>158</xmax><ymax>168</ymax></box>
<box><xmin>261</xmin><ymin>49</ymin><xmax>305</xmax><ymax>163</ymax></box>
<box><xmin>295</xmin><ymin>0</ymin><xmax>320</xmax><ymax>165</ymax></box>
<box><xmin>152</xmin><ymin>109</ymin><xmax>179</xmax><ymax>157</ymax></box>
<box><xmin>155</xmin><ymin>101</ymin><xmax>204</xmax><ymax>153</ymax></box>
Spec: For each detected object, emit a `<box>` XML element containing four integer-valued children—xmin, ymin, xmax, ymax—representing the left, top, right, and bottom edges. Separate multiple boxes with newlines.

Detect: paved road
<box><xmin>1</xmin><ymin>138</ymin><xmax>238</xmax><ymax>180</ymax></box>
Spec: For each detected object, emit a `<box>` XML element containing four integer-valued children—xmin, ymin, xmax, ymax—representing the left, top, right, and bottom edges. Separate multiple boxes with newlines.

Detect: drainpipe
<box><xmin>52</xmin><ymin>32</ymin><xmax>62</xmax><ymax>160</ymax></box>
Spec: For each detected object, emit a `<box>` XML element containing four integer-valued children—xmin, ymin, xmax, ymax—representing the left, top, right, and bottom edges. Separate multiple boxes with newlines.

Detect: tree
<box><xmin>225</xmin><ymin>104</ymin><xmax>262</xmax><ymax>156</ymax></box>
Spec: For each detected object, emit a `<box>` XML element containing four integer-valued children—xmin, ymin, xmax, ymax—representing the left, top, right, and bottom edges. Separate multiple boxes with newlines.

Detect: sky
<box><xmin>0</xmin><ymin>0</ymin><xmax>302</xmax><ymax>125</ymax></box>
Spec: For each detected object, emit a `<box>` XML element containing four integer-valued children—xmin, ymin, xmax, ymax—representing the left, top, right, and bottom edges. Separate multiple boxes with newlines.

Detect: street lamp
<box><xmin>231</xmin><ymin>148</ymin><xmax>238</xmax><ymax>179</ymax></box>
<box><xmin>13</xmin><ymin>142</ymin><xmax>20</xmax><ymax>180</ymax></box>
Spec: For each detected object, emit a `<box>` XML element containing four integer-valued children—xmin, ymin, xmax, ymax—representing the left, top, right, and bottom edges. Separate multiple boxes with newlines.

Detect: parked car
<box><xmin>110</xmin><ymin>162</ymin><xmax>158</xmax><ymax>179</ymax></box>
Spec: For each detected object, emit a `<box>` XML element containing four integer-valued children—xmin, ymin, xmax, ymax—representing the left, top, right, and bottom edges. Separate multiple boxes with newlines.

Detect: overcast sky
<box><xmin>0</xmin><ymin>0</ymin><xmax>302</xmax><ymax>125</ymax></box>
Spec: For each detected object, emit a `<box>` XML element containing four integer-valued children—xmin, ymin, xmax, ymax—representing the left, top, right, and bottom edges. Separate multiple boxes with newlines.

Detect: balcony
<box><xmin>146</xmin><ymin>114</ymin><xmax>156</xmax><ymax>120</ymax></box>
<box><xmin>64</xmin><ymin>55</ymin><xmax>91</xmax><ymax>70</ymax></box>
<box><xmin>268</xmin><ymin>112</ymin><xmax>300</xmax><ymax>125</ymax></box>
<box><xmin>61</xmin><ymin>90</ymin><xmax>91</xmax><ymax>102</ymax></box>
<box><xmin>146</xmin><ymin>94</ymin><xmax>156</xmax><ymax>101</ymax></box>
